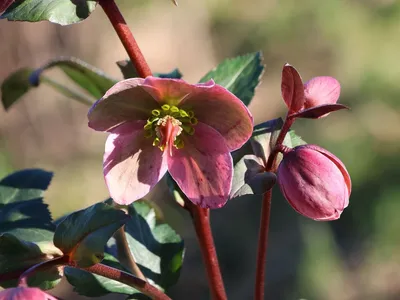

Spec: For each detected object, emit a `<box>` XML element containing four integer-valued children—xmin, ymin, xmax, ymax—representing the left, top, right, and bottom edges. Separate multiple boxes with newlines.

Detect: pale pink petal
<box><xmin>88</xmin><ymin>78</ymin><xmax>160</xmax><ymax>132</ymax></box>
<box><xmin>308</xmin><ymin>144</ymin><xmax>351</xmax><ymax>207</ymax></box>
<box><xmin>281</xmin><ymin>64</ymin><xmax>305</xmax><ymax>113</ymax></box>
<box><xmin>103</xmin><ymin>121</ymin><xmax>168</xmax><ymax>205</ymax></box>
<box><xmin>167</xmin><ymin>122</ymin><xmax>233</xmax><ymax>208</ymax></box>
<box><xmin>141</xmin><ymin>77</ymin><xmax>208</xmax><ymax>106</ymax></box>
<box><xmin>179</xmin><ymin>82</ymin><xmax>253</xmax><ymax>151</ymax></box>
<box><xmin>304</xmin><ymin>76</ymin><xmax>341</xmax><ymax>108</ymax></box>
<box><xmin>0</xmin><ymin>287</ymin><xmax>57</xmax><ymax>300</ymax></box>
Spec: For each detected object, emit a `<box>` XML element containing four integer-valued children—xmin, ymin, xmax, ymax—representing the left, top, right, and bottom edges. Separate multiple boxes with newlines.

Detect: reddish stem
<box><xmin>83</xmin><ymin>263</ymin><xmax>171</xmax><ymax>300</ymax></box>
<box><xmin>254</xmin><ymin>189</ymin><xmax>272</xmax><ymax>300</ymax></box>
<box><xmin>18</xmin><ymin>256</ymin><xmax>67</xmax><ymax>287</ymax></box>
<box><xmin>99</xmin><ymin>0</ymin><xmax>152</xmax><ymax>78</ymax></box>
<box><xmin>186</xmin><ymin>202</ymin><xmax>227</xmax><ymax>300</ymax></box>
<box><xmin>254</xmin><ymin>114</ymin><xmax>295</xmax><ymax>300</ymax></box>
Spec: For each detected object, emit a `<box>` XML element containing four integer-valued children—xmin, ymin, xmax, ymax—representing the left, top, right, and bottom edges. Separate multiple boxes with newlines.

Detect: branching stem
<box><xmin>254</xmin><ymin>114</ymin><xmax>295</xmax><ymax>300</ymax></box>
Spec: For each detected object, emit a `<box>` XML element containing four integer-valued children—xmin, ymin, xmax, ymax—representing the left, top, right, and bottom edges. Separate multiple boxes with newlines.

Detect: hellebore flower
<box><xmin>0</xmin><ymin>0</ymin><xmax>14</xmax><ymax>15</ymax></box>
<box><xmin>277</xmin><ymin>144</ymin><xmax>351</xmax><ymax>221</ymax></box>
<box><xmin>0</xmin><ymin>287</ymin><xmax>56</xmax><ymax>300</ymax></box>
<box><xmin>88</xmin><ymin>77</ymin><xmax>253</xmax><ymax>208</ymax></box>
<box><xmin>281</xmin><ymin>64</ymin><xmax>347</xmax><ymax>119</ymax></box>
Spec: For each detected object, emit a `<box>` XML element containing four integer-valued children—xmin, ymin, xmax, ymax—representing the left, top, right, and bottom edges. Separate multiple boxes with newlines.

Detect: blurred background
<box><xmin>1</xmin><ymin>0</ymin><xmax>400</xmax><ymax>299</ymax></box>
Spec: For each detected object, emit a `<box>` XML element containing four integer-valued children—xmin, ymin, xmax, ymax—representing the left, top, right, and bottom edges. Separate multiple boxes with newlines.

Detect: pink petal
<box><xmin>289</xmin><ymin>103</ymin><xmax>349</xmax><ymax>119</ymax></box>
<box><xmin>308</xmin><ymin>144</ymin><xmax>352</xmax><ymax>207</ymax></box>
<box><xmin>304</xmin><ymin>76</ymin><xmax>341</xmax><ymax>108</ymax></box>
<box><xmin>103</xmin><ymin>121</ymin><xmax>168</xmax><ymax>205</ymax></box>
<box><xmin>281</xmin><ymin>64</ymin><xmax>305</xmax><ymax>113</ymax></box>
<box><xmin>168</xmin><ymin>122</ymin><xmax>233</xmax><ymax>208</ymax></box>
<box><xmin>0</xmin><ymin>287</ymin><xmax>57</xmax><ymax>300</ymax></box>
<box><xmin>0</xmin><ymin>0</ymin><xmax>14</xmax><ymax>15</ymax></box>
<box><xmin>180</xmin><ymin>82</ymin><xmax>253</xmax><ymax>151</ymax></box>
<box><xmin>141</xmin><ymin>77</ymin><xmax>204</xmax><ymax>106</ymax></box>
<box><xmin>88</xmin><ymin>78</ymin><xmax>160</xmax><ymax>132</ymax></box>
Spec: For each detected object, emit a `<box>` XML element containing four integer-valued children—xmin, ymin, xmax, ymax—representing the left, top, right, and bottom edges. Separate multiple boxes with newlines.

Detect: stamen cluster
<box><xmin>143</xmin><ymin>104</ymin><xmax>198</xmax><ymax>151</ymax></box>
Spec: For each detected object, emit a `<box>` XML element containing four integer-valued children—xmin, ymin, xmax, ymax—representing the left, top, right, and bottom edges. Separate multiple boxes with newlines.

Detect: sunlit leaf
<box><xmin>54</xmin><ymin>203</ymin><xmax>128</xmax><ymax>267</ymax></box>
<box><xmin>1</xmin><ymin>0</ymin><xmax>97</xmax><ymax>25</ymax></box>
<box><xmin>199</xmin><ymin>52</ymin><xmax>264</xmax><ymax>106</ymax></box>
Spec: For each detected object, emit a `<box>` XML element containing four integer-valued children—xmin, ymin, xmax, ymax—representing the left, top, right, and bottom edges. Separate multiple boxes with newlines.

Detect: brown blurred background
<box><xmin>1</xmin><ymin>0</ymin><xmax>400</xmax><ymax>299</ymax></box>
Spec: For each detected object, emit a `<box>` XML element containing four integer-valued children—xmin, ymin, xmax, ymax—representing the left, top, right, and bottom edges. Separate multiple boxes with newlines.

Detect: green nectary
<box><xmin>143</xmin><ymin>104</ymin><xmax>198</xmax><ymax>151</ymax></box>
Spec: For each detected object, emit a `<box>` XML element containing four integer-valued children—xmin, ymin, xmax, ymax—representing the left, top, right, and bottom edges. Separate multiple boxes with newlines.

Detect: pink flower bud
<box><xmin>0</xmin><ymin>287</ymin><xmax>56</xmax><ymax>300</ymax></box>
<box><xmin>277</xmin><ymin>144</ymin><xmax>351</xmax><ymax>221</ymax></box>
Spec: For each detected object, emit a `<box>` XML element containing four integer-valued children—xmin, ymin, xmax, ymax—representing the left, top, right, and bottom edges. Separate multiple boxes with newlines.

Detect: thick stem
<box><xmin>186</xmin><ymin>201</ymin><xmax>227</xmax><ymax>300</ymax></box>
<box><xmin>83</xmin><ymin>263</ymin><xmax>171</xmax><ymax>300</ymax></box>
<box><xmin>99</xmin><ymin>0</ymin><xmax>152</xmax><ymax>78</ymax></box>
<box><xmin>254</xmin><ymin>190</ymin><xmax>272</xmax><ymax>300</ymax></box>
<box><xmin>265</xmin><ymin>115</ymin><xmax>295</xmax><ymax>171</ymax></box>
<box><xmin>254</xmin><ymin>114</ymin><xmax>295</xmax><ymax>300</ymax></box>
<box><xmin>18</xmin><ymin>256</ymin><xmax>67</xmax><ymax>287</ymax></box>
<box><xmin>114</xmin><ymin>226</ymin><xmax>146</xmax><ymax>280</ymax></box>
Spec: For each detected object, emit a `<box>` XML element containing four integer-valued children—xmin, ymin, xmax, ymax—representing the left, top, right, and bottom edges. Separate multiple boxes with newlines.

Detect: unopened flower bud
<box><xmin>0</xmin><ymin>287</ymin><xmax>56</xmax><ymax>300</ymax></box>
<box><xmin>277</xmin><ymin>144</ymin><xmax>351</xmax><ymax>221</ymax></box>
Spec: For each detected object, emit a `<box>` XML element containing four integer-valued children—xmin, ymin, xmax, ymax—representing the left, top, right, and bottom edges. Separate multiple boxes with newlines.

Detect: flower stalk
<box><xmin>185</xmin><ymin>201</ymin><xmax>227</xmax><ymax>300</ymax></box>
<box><xmin>98</xmin><ymin>0</ymin><xmax>152</xmax><ymax>78</ymax></box>
<box><xmin>114</xmin><ymin>226</ymin><xmax>146</xmax><ymax>280</ymax></box>
<box><xmin>254</xmin><ymin>113</ymin><xmax>294</xmax><ymax>300</ymax></box>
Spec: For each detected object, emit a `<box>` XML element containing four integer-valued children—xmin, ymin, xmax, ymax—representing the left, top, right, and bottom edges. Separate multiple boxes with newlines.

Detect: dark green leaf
<box><xmin>154</xmin><ymin>69</ymin><xmax>183</xmax><ymax>79</ymax></box>
<box><xmin>116</xmin><ymin>60</ymin><xmax>183</xmax><ymax>80</ymax></box>
<box><xmin>0</xmin><ymin>169</ymin><xmax>60</xmax><ymax>289</ymax></box>
<box><xmin>1</xmin><ymin>57</ymin><xmax>116</xmax><ymax>110</ymax></box>
<box><xmin>54</xmin><ymin>203</ymin><xmax>128</xmax><ymax>267</ymax></box>
<box><xmin>0</xmin><ymin>68</ymin><xmax>33</xmax><ymax>110</ymax></box>
<box><xmin>229</xmin><ymin>119</ymin><xmax>282</xmax><ymax>200</ymax></box>
<box><xmin>30</xmin><ymin>57</ymin><xmax>117</xmax><ymax>99</ymax></box>
<box><xmin>0</xmin><ymin>169</ymin><xmax>55</xmax><ymax>241</ymax></box>
<box><xmin>65</xmin><ymin>253</ymin><xmax>140</xmax><ymax>297</ymax></box>
<box><xmin>0</xmin><ymin>233</ymin><xmax>62</xmax><ymax>289</ymax></box>
<box><xmin>1</xmin><ymin>0</ymin><xmax>97</xmax><ymax>25</ymax></box>
<box><xmin>199</xmin><ymin>52</ymin><xmax>264</xmax><ymax>106</ymax></box>
<box><xmin>27</xmin><ymin>267</ymin><xmax>62</xmax><ymax>290</ymax></box>
<box><xmin>106</xmin><ymin>200</ymin><xmax>184</xmax><ymax>291</ymax></box>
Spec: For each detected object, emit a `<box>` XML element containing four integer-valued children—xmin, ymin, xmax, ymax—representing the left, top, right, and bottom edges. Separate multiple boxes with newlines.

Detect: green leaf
<box><xmin>284</xmin><ymin>129</ymin><xmax>307</xmax><ymax>148</ymax></box>
<box><xmin>0</xmin><ymin>233</ymin><xmax>62</xmax><ymax>289</ymax></box>
<box><xmin>30</xmin><ymin>57</ymin><xmax>117</xmax><ymax>99</ymax></box>
<box><xmin>154</xmin><ymin>69</ymin><xmax>183</xmax><ymax>79</ymax></box>
<box><xmin>116</xmin><ymin>60</ymin><xmax>183</xmax><ymax>80</ymax></box>
<box><xmin>199</xmin><ymin>52</ymin><xmax>264</xmax><ymax>106</ymax></box>
<box><xmin>0</xmin><ymin>68</ymin><xmax>33</xmax><ymax>110</ymax></box>
<box><xmin>0</xmin><ymin>169</ymin><xmax>60</xmax><ymax>289</ymax></box>
<box><xmin>54</xmin><ymin>203</ymin><xmax>128</xmax><ymax>267</ymax></box>
<box><xmin>230</xmin><ymin>119</ymin><xmax>281</xmax><ymax>200</ymax></box>
<box><xmin>64</xmin><ymin>253</ymin><xmax>141</xmax><ymax>297</ymax></box>
<box><xmin>106</xmin><ymin>200</ymin><xmax>184</xmax><ymax>291</ymax></box>
<box><xmin>0</xmin><ymin>169</ymin><xmax>55</xmax><ymax>242</ymax></box>
<box><xmin>1</xmin><ymin>0</ymin><xmax>97</xmax><ymax>25</ymax></box>
<box><xmin>0</xmin><ymin>233</ymin><xmax>61</xmax><ymax>272</ymax></box>
<box><xmin>1</xmin><ymin>57</ymin><xmax>116</xmax><ymax>110</ymax></box>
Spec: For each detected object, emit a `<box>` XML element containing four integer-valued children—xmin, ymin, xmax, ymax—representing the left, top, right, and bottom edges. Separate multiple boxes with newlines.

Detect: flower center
<box><xmin>143</xmin><ymin>104</ymin><xmax>198</xmax><ymax>154</ymax></box>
